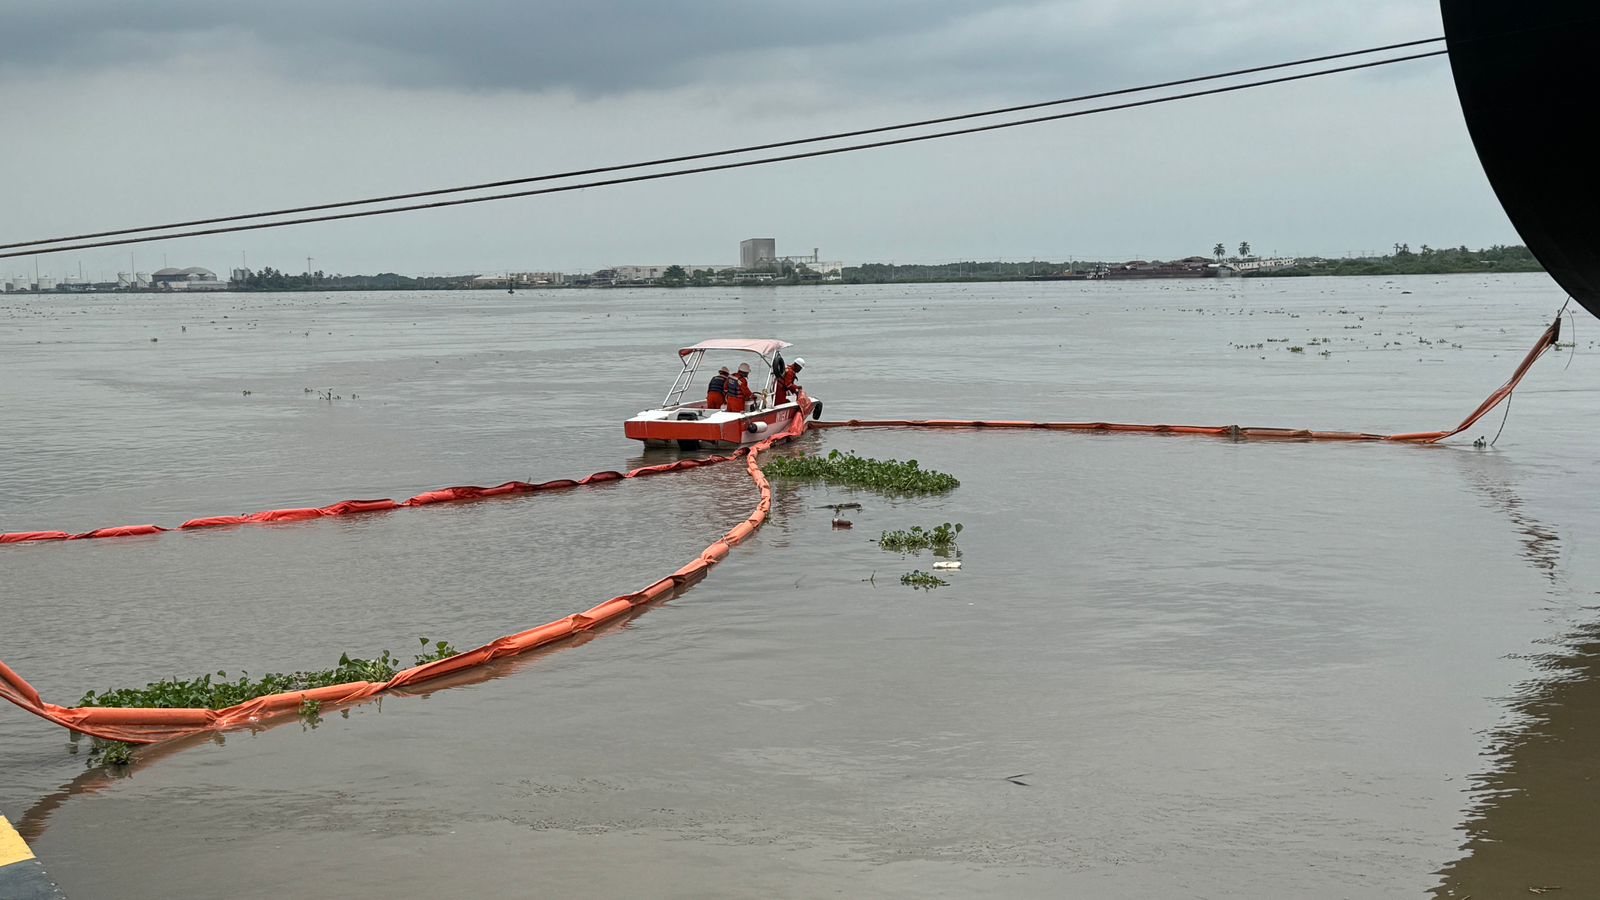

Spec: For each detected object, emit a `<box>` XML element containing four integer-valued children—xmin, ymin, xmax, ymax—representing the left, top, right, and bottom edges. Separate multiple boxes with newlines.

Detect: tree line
<box><xmin>1254</xmin><ymin>244</ymin><xmax>1543</xmax><ymax>278</ymax></box>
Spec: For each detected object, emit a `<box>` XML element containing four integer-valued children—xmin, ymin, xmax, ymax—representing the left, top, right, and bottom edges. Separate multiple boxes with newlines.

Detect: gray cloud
<box><xmin>2</xmin><ymin>0</ymin><xmax>1515</xmax><ymax>279</ymax></box>
<box><xmin>2</xmin><ymin>0</ymin><xmax>1440</xmax><ymax>98</ymax></box>
<box><xmin>2</xmin><ymin>0</ymin><xmax>997</xmax><ymax>94</ymax></box>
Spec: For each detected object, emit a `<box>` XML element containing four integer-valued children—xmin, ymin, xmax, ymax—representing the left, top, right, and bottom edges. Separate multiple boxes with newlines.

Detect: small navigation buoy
<box><xmin>832</xmin><ymin>517</ymin><xmax>852</xmax><ymax>529</ymax></box>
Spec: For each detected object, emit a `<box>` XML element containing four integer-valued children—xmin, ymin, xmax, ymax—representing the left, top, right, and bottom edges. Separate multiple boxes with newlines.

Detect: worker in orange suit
<box><xmin>774</xmin><ymin>357</ymin><xmax>804</xmax><ymax>405</ymax></box>
<box><xmin>725</xmin><ymin>362</ymin><xmax>752</xmax><ymax>412</ymax></box>
<box><xmin>706</xmin><ymin>366</ymin><xmax>730</xmax><ymax>409</ymax></box>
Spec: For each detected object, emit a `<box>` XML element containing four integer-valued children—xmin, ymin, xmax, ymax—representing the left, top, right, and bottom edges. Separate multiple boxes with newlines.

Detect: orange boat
<box><xmin>624</xmin><ymin>338</ymin><xmax>821</xmax><ymax>450</ymax></box>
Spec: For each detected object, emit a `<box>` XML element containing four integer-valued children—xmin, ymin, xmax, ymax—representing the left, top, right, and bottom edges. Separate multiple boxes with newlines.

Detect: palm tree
<box><xmin>1238</xmin><ymin>241</ymin><xmax>1252</xmax><ymax>259</ymax></box>
<box><xmin>1213</xmin><ymin>243</ymin><xmax>1226</xmax><ymax>261</ymax></box>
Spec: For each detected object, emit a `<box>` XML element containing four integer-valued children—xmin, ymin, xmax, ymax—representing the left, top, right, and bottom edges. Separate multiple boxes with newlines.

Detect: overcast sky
<box><xmin>0</xmin><ymin>0</ymin><xmax>1518</xmax><ymax>278</ymax></box>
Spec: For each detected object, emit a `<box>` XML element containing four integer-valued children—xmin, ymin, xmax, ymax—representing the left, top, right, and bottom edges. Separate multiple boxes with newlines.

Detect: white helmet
<box><xmin>793</xmin><ymin>357</ymin><xmax>806</xmax><ymax>367</ymax></box>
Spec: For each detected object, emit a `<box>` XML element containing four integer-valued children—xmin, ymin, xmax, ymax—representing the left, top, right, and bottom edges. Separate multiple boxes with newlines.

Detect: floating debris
<box><xmin>878</xmin><ymin>523</ymin><xmax>961</xmax><ymax>554</ymax></box>
<box><xmin>900</xmin><ymin>570</ymin><xmax>948</xmax><ymax>590</ymax></box>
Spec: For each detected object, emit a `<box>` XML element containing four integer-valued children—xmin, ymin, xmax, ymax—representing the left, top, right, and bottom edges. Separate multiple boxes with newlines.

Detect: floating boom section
<box><xmin>0</xmin><ymin>397</ymin><xmax>813</xmax><ymax>744</ymax></box>
<box><xmin>1442</xmin><ymin>0</ymin><xmax>1600</xmax><ymax>319</ymax></box>
<box><xmin>0</xmin><ymin>318</ymin><xmax>1561</xmax><ymax>746</ymax></box>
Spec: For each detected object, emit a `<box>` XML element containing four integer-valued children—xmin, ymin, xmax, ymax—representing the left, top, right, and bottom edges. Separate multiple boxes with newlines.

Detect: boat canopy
<box><xmin>678</xmin><ymin>338</ymin><xmax>792</xmax><ymax>359</ymax></box>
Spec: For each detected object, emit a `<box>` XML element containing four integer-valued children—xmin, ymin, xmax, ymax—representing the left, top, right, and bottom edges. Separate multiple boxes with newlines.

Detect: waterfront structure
<box><xmin>518</xmin><ymin>271</ymin><xmax>566</xmax><ymax>285</ymax></box>
<box><xmin>1232</xmin><ymin>257</ymin><xmax>1299</xmax><ymax>273</ymax></box>
<box><xmin>740</xmin><ymin>238</ymin><xmax>776</xmax><ymax>269</ymax></box>
<box><xmin>151</xmin><ymin>266</ymin><xmax>227</xmax><ymax>290</ymax></box>
<box><xmin>603</xmin><ymin>265</ymin><xmax>727</xmax><ymax>283</ymax></box>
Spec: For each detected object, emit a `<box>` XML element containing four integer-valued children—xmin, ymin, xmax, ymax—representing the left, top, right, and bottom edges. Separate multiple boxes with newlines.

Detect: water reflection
<box><xmin>1454</xmin><ymin>450</ymin><xmax>1565</xmax><ymax>587</ymax></box>
<box><xmin>1432</xmin><ymin>620</ymin><xmax>1600</xmax><ymax>897</ymax></box>
<box><xmin>1434</xmin><ymin>452</ymin><xmax>1597</xmax><ymax>896</ymax></box>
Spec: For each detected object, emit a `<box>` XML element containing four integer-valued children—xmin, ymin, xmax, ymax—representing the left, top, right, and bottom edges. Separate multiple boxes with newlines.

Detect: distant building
<box><xmin>610</xmin><ymin>265</ymin><xmax>671</xmax><ymax>282</ymax></box>
<box><xmin>606</xmin><ymin>264</ymin><xmax>725</xmax><ymax>283</ymax></box>
<box><xmin>740</xmin><ymin>238</ymin><xmax>776</xmax><ymax>269</ymax></box>
<box><xmin>151</xmin><ymin>266</ymin><xmax>227</xmax><ymax>290</ymax></box>
<box><xmin>117</xmin><ymin>272</ymin><xmax>152</xmax><ymax>289</ymax></box>
<box><xmin>1232</xmin><ymin>257</ymin><xmax>1298</xmax><ymax>272</ymax></box>
<box><xmin>517</xmin><ymin>271</ymin><xmax>566</xmax><ymax>285</ymax></box>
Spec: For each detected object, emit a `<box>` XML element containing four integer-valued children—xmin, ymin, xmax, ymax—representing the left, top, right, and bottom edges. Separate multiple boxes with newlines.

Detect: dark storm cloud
<box><xmin>0</xmin><ymin>1</ymin><xmax>1430</xmax><ymax>98</ymax></box>
<box><xmin>1</xmin><ymin>0</ymin><xmax>1004</xmax><ymax>93</ymax></box>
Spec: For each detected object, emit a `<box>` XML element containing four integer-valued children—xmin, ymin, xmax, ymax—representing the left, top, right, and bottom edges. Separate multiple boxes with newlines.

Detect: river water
<box><xmin>1</xmin><ymin>275</ymin><xmax>1596</xmax><ymax>898</ymax></box>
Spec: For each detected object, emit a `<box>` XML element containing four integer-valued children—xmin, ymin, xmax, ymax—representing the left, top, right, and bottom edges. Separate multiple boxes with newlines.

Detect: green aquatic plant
<box><xmin>762</xmin><ymin>449</ymin><xmax>959</xmax><ymax>494</ymax></box>
<box><xmin>78</xmin><ymin>648</ymin><xmax>409</xmax><ymax>710</ymax></box>
<box><xmin>414</xmin><ymin>637</ymin><xmax>459</xmax><ymax>666</ymax></box>
<box><xmin>298</xmin><ymin>698</ymin><xmax>322</xmax><ymax>719</ymax></box>
<box><xmin>877</xmin><ymin>522</ymin><xmax>962</xmax><ymax>555</ymax></box>
<box><xmin>900</xmin><ymin>570</ymin><xmax>949</xmax><ymax>590</ymax></box>
<box><xmin>89</xmin><ymin>738</ymin><xmax>135</xmax><ymax>768</ymax></box>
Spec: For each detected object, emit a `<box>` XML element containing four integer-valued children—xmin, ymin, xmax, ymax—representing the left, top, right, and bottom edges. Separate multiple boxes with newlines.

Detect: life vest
<box><xmin>774</xmin><ymin>366</ymin><xmax>801</xmax><ymax>404</ymax></box>
<box><xmin>706</xmin><ymin>373</ymin><xmax>727</xmax><ymax>407</ymax></box>
<box><xmin>725</xmin><ymin>374</ymin><xmax>749</xmax><ymax>412</ymax></box>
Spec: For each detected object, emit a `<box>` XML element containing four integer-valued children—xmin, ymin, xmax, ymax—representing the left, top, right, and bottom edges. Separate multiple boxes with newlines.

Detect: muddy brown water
<box><xmin>2</xmin><ymin>275</ymin><xmax>1597</xmax><ymax>898</ymax></box>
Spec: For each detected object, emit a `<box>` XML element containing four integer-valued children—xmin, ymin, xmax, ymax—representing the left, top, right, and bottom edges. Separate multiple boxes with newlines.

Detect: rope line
<box><xmin>0</xmin><ymin>37</ymin><xmax>1444</xmax><ymax>255</ymax></box>
<box><xmin>0</xmin><ymin>49</ymin><xmax>1447</xmax><ymax>261</ymax></box>
<box><xmin>1489</xmin><ymin>392</ymin><xmax>1513</xmax><ymax>446</ymax></box>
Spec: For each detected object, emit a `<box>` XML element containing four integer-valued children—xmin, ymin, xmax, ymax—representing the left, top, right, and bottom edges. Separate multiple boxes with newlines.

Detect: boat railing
<box><xmin>661</xmin><ymin>349</ymin><xmax>780</xmax><ymax>409</ymax></box>
<box><xmin>664</xmin><ymin>350</ymin><xmax>702</xmax><ymax>407</ymax></box>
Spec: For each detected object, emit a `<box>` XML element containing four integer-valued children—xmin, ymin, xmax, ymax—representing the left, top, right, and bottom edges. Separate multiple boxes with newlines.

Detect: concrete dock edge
<box><xmin>0</xmin><ymin>813</ymin><xmax>67</xmax><ymax>899</ymax></box>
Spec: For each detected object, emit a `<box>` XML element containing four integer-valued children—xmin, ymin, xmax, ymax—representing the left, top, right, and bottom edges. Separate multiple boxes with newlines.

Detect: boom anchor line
<box><xmin>0</xmin><ymin>317</ymin><xmax>1561</xmax><ymax>746</ymax></box>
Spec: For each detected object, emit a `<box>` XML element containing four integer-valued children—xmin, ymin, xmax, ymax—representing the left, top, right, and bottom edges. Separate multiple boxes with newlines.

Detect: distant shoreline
<box><xmin>4</xmin><ymin>268</ymin><xmax>1549</xmax><ymax>296</ymax></box>
<box><xmin>4</xmin><ymin>246</ymin><xmax>1546</xmax><ymax>294</ymax></box>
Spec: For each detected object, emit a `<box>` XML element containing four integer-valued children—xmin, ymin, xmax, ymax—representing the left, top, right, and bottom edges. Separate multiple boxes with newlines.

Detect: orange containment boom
<box><xmin>814</xmin><ymin>315</ymin><xmax>1561</xmax><ymax>444</ymax></box>
<box><xmin>0</xmin><ymin>317</ymin><xmax>1560</xmax><ymax>746</ymax></box>
<box><xmin>0</xmin><ymin>395</ymin><xmax>814</xmax><ymax>744</ymax></box>
<box><xmin>0</xmin><ymin>461</ymin><xmax>728</xmax><ymax>545</ymax></box>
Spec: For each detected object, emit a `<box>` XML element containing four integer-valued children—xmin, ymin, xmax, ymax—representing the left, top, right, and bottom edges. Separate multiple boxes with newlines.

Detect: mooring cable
<box><xmin>0</xmin><ymin>37</ymin><xmax>1445</xmax><ymax>255</ymax></box>
<box><xmin>0</xmin><ymin>49</ymin><xmax>1448</xmax><ymax>260</ymax></box>
<box><xmin>1489</xmin><ymin>393</ymin><xmax>1513</xmax><ymax>447</ymax></box>
<box><xmin>1562</xmin><ymin>297</ymin><xmax>1577</xmax><ymax>372</ymax></box>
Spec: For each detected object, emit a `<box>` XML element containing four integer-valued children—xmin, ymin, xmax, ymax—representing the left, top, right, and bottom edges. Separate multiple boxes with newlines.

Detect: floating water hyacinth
<box><xmin>877</xmin><ymin>523</ymin><xmax>962</xmax><ymax>554</ymax></box>
<box><xmin>76</xmin><ymin>638</ymin><xmax>466</xmax><ymax>713</ymax></box>
<box><xmin>900</xmin><ymin>570</ymin><xmax>948</xmax><ymax>590</ymax></box>
<box><xmin>762</xmin><ymin>449</ymin><xmax>959</xmax><ymax>494</ymax></box>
